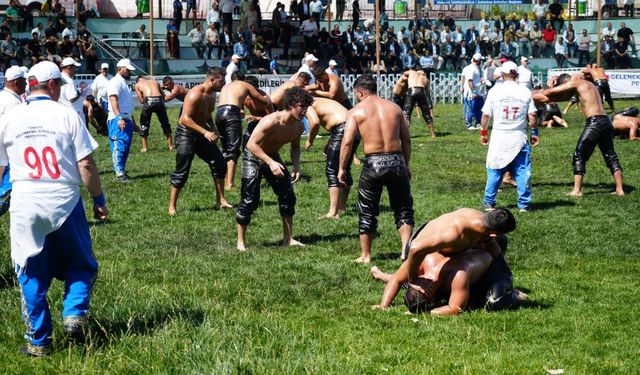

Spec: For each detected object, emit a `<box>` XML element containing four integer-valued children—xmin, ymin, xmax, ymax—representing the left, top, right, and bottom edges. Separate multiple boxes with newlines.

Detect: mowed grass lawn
<box><xmin>0</xmin><ymin>101</ymin><xmax>639</xmax><ymax>374</ymax></box>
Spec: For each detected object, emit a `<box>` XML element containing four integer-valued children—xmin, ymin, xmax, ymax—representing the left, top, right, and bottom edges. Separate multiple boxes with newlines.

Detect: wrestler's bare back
<box><xmin>136</xmin><ymin>79</ymin><xmax>163</xmax><ymax>98</ymax></box>
<box><xmin>181</xmin><ymin>85</ymin><xmax>215</xmax><ymax>127</ymax></box>
<box><xmin>348</xmin><ymin>96</ymin><xmax>405</xmax><ymax>155</ymax></box>
<box><xmin>407</xmin><ymin>70</ymin><xmax>428</xmax><ymax>89</ymax></box>
<box><xmin>310</xmin><ymin>97</ymin><xmax>347</xmax><ymax>131</ymax></box>
<box><xmin>218</xmin><ymin>80</ymin><xmax>269</xmax><ymax>107</ymax></box>
<box><xmin>413</xmin><ymin>208</ymin><xmax>491</xmax><ymax>254</ymax></box>
<box><xmin>249</xmin><ymin>111</ymin><xmax>304</xmax><ymax>154</ymax></box>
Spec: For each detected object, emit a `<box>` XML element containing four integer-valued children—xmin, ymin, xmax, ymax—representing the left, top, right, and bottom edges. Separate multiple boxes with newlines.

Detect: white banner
<box><xmin>548</xmin><ymin>68</ymin><xmax>640</xmax><ymax>98</ymax></box>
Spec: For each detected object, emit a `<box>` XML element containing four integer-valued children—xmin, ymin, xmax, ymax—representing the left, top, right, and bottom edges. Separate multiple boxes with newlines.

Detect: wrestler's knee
<box><xmin>572</xmin><ymin>152</ymin><xmax>586</xmax><ymax>175</ymax></box>
<box><xmin>358</xmin><ymin>211</ymin><xmax>378</xmax><ymax>234</ymax></box>
<box><xmin>278</xmin><ymin>190</ymin><xmax>296</xmax><ymax>217</ymax></box>
<box><xmin>170</xmin><ymin>171</ymin><xmax>188</xmax><ymax>188</ymax></box>
<box><xmin>621</xmin><ymin>106</ymin><xmax>639</xmax><ymax>117</ymax></box>
<box><xmin>605</xmin><ymin>154</ymin><xmax>622</xmax><ymax>174</ymax></box>
<box><xmin>139</xmin><ymin>124</ymin><xmax>150</xmax><ymax>137</ymax></box>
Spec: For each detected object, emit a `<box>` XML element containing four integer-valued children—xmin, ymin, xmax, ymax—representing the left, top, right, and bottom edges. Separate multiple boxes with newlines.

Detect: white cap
<box><xmin>328</xmin><ymin>59</ymin><xmax>337</xmax><ymax>66</ymax></box>
<box><xmin>27</xmin><ymin>61</ymin><xmax>62</xmax><ymax>87</ymax></box>
<box><xmin>501</xmin><ymin>61</ymin><xmax>518</xmax><ymax>74</ymax></box>
<box><xmin>19</xmin><ymin>66</ymin><xmax>28</xmax><ymax>73</ymax></box>
<box><xmin>61</xmin><ymin>57</ymin><xmax>81</xmax><ymax>67</ymax></box>
<box><xmin>116</xmin><ymin>58</ymin><xmax>135</xmax><ymax>70</ymax></box>
<box><xmin>305</xmin><ymin>54</ymin><xmax>319</xmax><ymax>62</ymax></box>
<box><xmin>521</xmin><ymin>56</ymin><xmax>528</xmax><ymax>62</ymax></box>
<box><xmin>100</xmin><ymin>62</ymin><xmax>109</xmax><ymax>70</ymax></box>
<box><xmin>5</xmin><ymin>66</ymin><xmax>25</xmax><ymax>81</ymax></box>
<box><xmin>231</xmin><ymin>54</ymin><xmax>242</xmax><ymax>60</ymax></box>
<box><xmin>472</xmin><ymin>53</ymin><xmax>484</xmax><ymax>61</ymax></box>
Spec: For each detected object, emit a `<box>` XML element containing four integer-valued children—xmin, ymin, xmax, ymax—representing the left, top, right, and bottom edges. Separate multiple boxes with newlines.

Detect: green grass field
<box><xmin>1</xmin><ymin>102</ymin><xmax>639</xmax><ymax>374</ymax></box>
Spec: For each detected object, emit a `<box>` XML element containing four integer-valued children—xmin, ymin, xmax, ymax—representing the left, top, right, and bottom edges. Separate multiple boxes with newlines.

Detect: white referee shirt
<box><xmin>0</xmin><ymin>94</ymin><xmax>98</xmax><ymax>269</ymax></box>
<box><xmin>517</xmin><ymin>66</ymin><xmax>532</xmax><ymax>89</ymax></box>
<box><xmin>481</xmin><ymin>80</ymin><xmax>535</xmax><ymax>169</ymax></box>
<box><xmin>90</xmin><ymin>73</ymin><xmax>112</xmax><ymax>105</ymax></box>
<box><xmin>0</xmin><ymin>88</ymin><xmax>22</xmax><ymax>116</ymax></box>
<box><xmin>462</xmin><ymin>62</ymin><xmax>482</xmax><ymax>100</ymax></box>
<box><xmin>59</xmin><ymin>72</ymin><xmax>84</xmax><ymax>118</ymax></box>
<box><xmin>107</xmin><ymin>73</ymin><xmax>134</xmax><ymax>121</ymax></box>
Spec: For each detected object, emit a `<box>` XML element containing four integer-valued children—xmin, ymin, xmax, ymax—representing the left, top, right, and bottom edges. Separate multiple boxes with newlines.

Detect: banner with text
<box><xmin>548</xmin><ymin>68</ymin><xmax>640</xmax><ymax>98</ymax></box>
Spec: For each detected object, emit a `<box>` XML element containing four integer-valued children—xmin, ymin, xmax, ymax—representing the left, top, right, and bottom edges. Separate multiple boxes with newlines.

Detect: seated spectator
<box><xmin>205</xmin><ymin>23</ymin><xmax>220</xmax><ymax>59</ymax></box>
<box><xmin>269</xmin><ymin>54</ymin><xmax>279</xmax><ymax>74</ymax></box>
<box><xmin>6</xmin><ymin>1</ymin><xmax>24</xmax><ymax>31</ymax></box>
<box><xmin>542</xmin><ymin>23</ymin><xmax>556</xmax><ymax>57</ymax></box>
<box><xmin>529</xmin><ymin>23</ymin><xmax>542</xmax><ymax>58</ymax></box>
<box><xmin>41</xmin><ymin>0</ymin><xmax>53</xmax><ymax>16</ymax></box>
<box><xmin>136</xmin><ymin>24</ymin><xmax>150</xmax><ymax>58</ymax></box>
<box><xmin>329</xmin><ymin>24</ymin><xmax>342</xmax><ymax>56</ymax></box>
<box><xmin>219</xmin><ymin>25</ymin><xmax>234</xmax><ymax>59</ymax></box>
<box><xmin>490</xmin><ymin>26</ymin><xmax>502</xmax><ymax>57</ymax></box>
<box><xmin>300</xmin><ymin>15</ymin><xmax>318</xmax><ymax>52</ymax></box>
<box><xmin>577</xmin><ymin>29</ymin><xmax>591</xmax><ymax>66</ymax></box>
<box><xmin>43</xmin><ymin>34</ymin><xmax>59</xmax><ymax>62</ymax></box>
<box><xmin>233</xmin><ymin>35</ymin><xmax>249</xmax><ymax>71</ymax></box>
<box><xmin>504</xmin><ymin>25</ymin><xmax>518</xmax><ymax>56</ymax></box>
<box><xmin>563</xmin><ymin>23</ymin><xmax>577</xmax><ymax>58</ymax></box>
<box><xmin>0</xmin><ymin>20</ymin><xmax>12</xmax><ymax>41</ymax></box>
<box><xmin>554</xmin><ymin>36</ymin><xmax>568</xmax><ymax>67</ymax></box>
<box><xmin>614</xmin><ymin>35</ymin><xmax>631</xmax><ymax>69</ymax></box>
<box><xmin>61</xmin><ymin>24</ymin><xmax>76</xmax><ymax>41</ymax></box>
<box><xmin>602</xmin><ymin>34</ymin><xmax>615</xmax><ymax>68</ymax></box>
<box><xmin>250</xmin><ymin>48</ymin><xmax>269</xmax><ymax>73</ymax></box>
<box><xmin>58</xmin><ymin>34</ymin><xmax>74</xmax><ymax>57</ymax></box>
<box><xmin>458</xmin><ymin>39</ymin><xmax>470</xmax><ymax>67</ymax></box>
<box><xmin>51</xmin><ymin>3</ymin><xmax>67</xmax><ymax>33</ymax></box>
<box><xmin>26</xmin><ymin>31</ymin><xmax>43</xmax><ymax>65</ymax></box>
<box><xmin>452</xmin><ymin>26</ymin><xmax>464</xmax><ymax>44</ymax></box>
<box><xmin>419</xmin><ymin>48</ymin><xmax>434</xmax><ymax>76</ymax></box>
<box><xmin>499</xmin><ymin>36</ymin><xmax>515</xmax><ymax>61</ymax></box>
<box><xmin>187</xmin><ymin>22</ymin><xmax>206</xmax><ymax>59</ymax></box>
<box><xmin>1</xmin><ymin>33</ymin><xmax>18</xmax><ymax>70</ymax></box>
<box><xmin>517</xmin><ymin>24</ymin><xmax>531</xmax><ymax>58</ymax></box>
<box><xmin>402</xmin><ymin>48</ymin><xmax>417</xmax><ymax>70</ymax></box>
<box><xmin>346</xmin><ymin>49</ymin><xmax>361</xmax><ymax>74</ymax></box>
<box><xmin>479</xmin><ymin>24</ymin><xmax>491</xmax><ymax>57</ymax></box>
<box><xmin>442</xmin><ymin>35</ymin><xmax>457</xmax><ymax>70</ymax></box>
<box><xmin>384</xmin><ymin>51</ymin><xmax>400</xmax><ymax>73</ymax></box>
<box><xmin>44</xmin><ymin>19</ymin><xmax>57</xmax><ymax>38</ymax></box>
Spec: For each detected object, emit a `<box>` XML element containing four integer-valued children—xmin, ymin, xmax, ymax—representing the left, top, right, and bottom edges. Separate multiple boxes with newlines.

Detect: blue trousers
<box><xmin>15</xmin><ymin>200</ymin><xmax>98</xmax><ymax>347</ymax></box>
<box><xmin>99</xmin><ymin>98</ymin><xmax>109</xmax><ymax>112</ymax></box>
<box><xmin>108</xmin><ymin>118</ymin><xmax>134</xmax><ymax>175</ymax></box>
<box><xmin>465</xmin><ymin>96</ymin><xmax>484</xmax><ymax>128</ymax></box>
<box><xmin>0</xmin><ymin>164</ymin><xmax>11</xmax><ymax>196</ymax></box>
<box><xmin>462</xmin><ymin>98</ymin><xmax>468</xmax><ymax>124</ymax></box>
<box><xmin>483</xmin><ymin>143</ymin><xmax>532</xmax><ymax>209</ymax></box>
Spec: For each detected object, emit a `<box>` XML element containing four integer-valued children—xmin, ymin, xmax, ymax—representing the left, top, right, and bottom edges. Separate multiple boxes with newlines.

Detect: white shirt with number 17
<box><xmin>481</xmin><ymin>80</ymin><xmax>535</xmax><ymax>169</ymax></box>
<box><xmin>0</xmin><ymin>95</ymin><xmax>98</xmax><ymax>269</ymax></box>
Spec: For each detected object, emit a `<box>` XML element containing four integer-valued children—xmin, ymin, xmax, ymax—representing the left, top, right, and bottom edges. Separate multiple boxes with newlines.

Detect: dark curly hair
<box><xmin>282</xmin><ymin>86</ymin><xmax>314</xmax><ymax>110</ymax></box>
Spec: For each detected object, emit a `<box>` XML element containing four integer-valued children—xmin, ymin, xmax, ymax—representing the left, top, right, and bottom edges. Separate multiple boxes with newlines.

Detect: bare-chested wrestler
<box><xmin>270</xmin><ymin>72</ymin><xmax>311</xmax><ymax>110</ymax></box>
<box><xmin>339</xmin><ymin>74</ymin><xmax>414</xmax><ymax>263</ymax></box>
<box><xmin>168</xmin><ymin>67</ymin><xmax>232</xmax><ymax>216</ymax></box>
<box><xmin>307</xmin><ymin>65</ymin><xmax>353</xmax><ymax>109</ymax></box>
<box><xmin>371</xmin><ymin>232</ymin><xmax>525</xmax><ymax>315</ymax></box>
<box><xmin>216</xmin><ymin>74</ymin><xmax>272</xmax><ymax>190</ymax></box>
<box><xmin>162</xmin><ymin>76</ymin><xmax>189</xmax><ymax>102</ymax></box>
<box><xmin>135</xmin><ymin>76</ymin><xmax>174</xmax><ymax>152</ymax></box>
<box><xmin>611</xmin><ymin>106</ymin><xmax>640</xmax><ymax>141</ymax></box>
<box><xmin>391</xmin><ymin>73</ymin><xmax>409</xmax><ymax>109</ymax></box>
<box><xmin>533</xmin><ymin>73</ymin><xmax>624</xmax><ymax>196</ymax></box>
<box><xmin>405</xmin><ymin>208</ymin><xmax>516</xmax><ymax>285</ymax></box>
<box><xmin>305</xmin><ymin>97</ymin><xmax>358</xmax><ymax>218</ymax></box>
<box><xmin>236</xmin><ymin>87</ymin><xmax>314</xmax><ymax>251</ymax></box>
<box><xmin>403</xmin><ymin>65</ymin><xmax>436</xmax><ymax>138</ymax></box>
<box><xmin>582</xmin><ymin>64</ymin><xmax>615</xmax><ymax>112</ymax></box>
<box><xmin>242</xmin><ymin>75</ymin><xmax>274</xmax><ymax>148</ymax></box>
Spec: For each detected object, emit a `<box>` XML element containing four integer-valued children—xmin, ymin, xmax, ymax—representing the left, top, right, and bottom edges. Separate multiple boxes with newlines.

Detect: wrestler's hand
<box><xmin>531</xmin><ymin>135</ymin><xmax>540</xmax><ymax>147</ymax></box>
<box><xmin>304</xmin><ymin>140</ymin><xmax>312</xmax><ymax>150</ymax></box>
<box><xmin>118</xmin><ymin>118</ymin><xmax>125</xmax><ymax>131</ymax></box>
<box><xmin>480</xmin><ymin>135</ymin><xmax>489</xmax><ymax>145</ymax></box>
<box><xmin>291</xmin><ymin>170</ymin><xmax>301</xmax><ymax>183</ymax></box>
<box><xmin>337</xmin><ymin>168</ymin><xmax>347</xmax><ymax>185</ymax></box>
<box><xmin>204</xmin><ymin>131</ymin><xmax>218</xmax><ymax>143</ymax></box>
<box><xmin>269</xmin><ymin>161</ymin><xmax>285</xmax><ymax>177</ymax></box>
<box><xmin>93</xmin><ymin>205</ymin><xmax>109</xmax><ymax>221</ymax></box>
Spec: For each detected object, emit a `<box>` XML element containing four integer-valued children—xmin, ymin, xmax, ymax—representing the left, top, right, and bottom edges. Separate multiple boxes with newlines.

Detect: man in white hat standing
<box><xmin>90</xmin><ymin>62</ymin><xmax>112</xmax><ymax>112</ymax></box>
<box><xmin>325</xmin><ymin>59</ymin><xmax>339</xmax><ymax>76</ymax></box>
<box><xmin>0</xmin><ymin>61</ymin><xmax>108</xmax><ymax>356</ymax></box>
<box><xmin>107</xmin><ymin>58</ymin><xmax>136</xmax><ymax>183</ymax></box>
<box><xmin>0</xmin><ymin>65</ymin><xmax>27</xmax><ymax>216</ymax></box>
<box><xmin>517</xmin><ymin>56</ymin><xmax>532</xmax><ymax>90</ymax></box>
<box><xmin>225</xmin><ymin>54</ymin><xmax>241</xmax><ymax>84</ymax></box>
<box><xmin>296</xmin><ymin>53</ymin><xmax>318</xmax><ymax>84</ymax></box>
<box><xmin>59</xmin><ymin>57</ymin><xmax>84</xmax><ymax>120</ymax></box>
<box><xmin>461</xmin><ymin>53</ymin><xmax>485</xmax><ymax>130</ymax></box>
<box><xmin>479</xmin><ymin>61</ymin><xmax>539</xmax><ymax>212</ymax></box>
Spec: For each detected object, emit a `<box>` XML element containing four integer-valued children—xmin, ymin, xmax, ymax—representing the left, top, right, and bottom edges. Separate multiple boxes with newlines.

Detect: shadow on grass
<box><xmin>374</xmin><ymin>252</ymin><xmax>401</xmax><ymax>261</ymax></box>
<box><xmin>434</xmin><ymin>131</ymin><xmax>453</xmax><ymax>137</ymax></box>
<box><xmin>0</xmin><ymin>268</ymin><xmax>16</xmax><ymax>290</ymax></box>
<box><xmin>132</xmin><ymin>172</ymin><xmax>167</xmax><ymax>180</ymax></box>
<box><xmin>519</xmin><ymin>299</ymin><xmax>553</xmax><ymax>310</ymax></box>
<box><xmin>262</xmin><ymin>232</ymin><xmax>355</xmax><ymax>246</ymax></box>
<box><xmin>89</xmin><ymin>307</ymin><xmax>205</xmax><ymax>348</ymax></box>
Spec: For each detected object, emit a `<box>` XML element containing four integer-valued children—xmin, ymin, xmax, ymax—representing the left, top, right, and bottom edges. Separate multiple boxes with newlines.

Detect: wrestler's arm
<box><xmin>314</xmin><ymin>79</ymin><xmax>339</xmax><ymax>99</ymax></box>
<box><xmin>407</xmin><ymin>230</ymin><xmax>459</xmax><ymax>283</ymax></box>
<box><xmin>290</xmin><ymin>135</ymin><xmax>302</xmax><ymax>182</ymax></box>
<box><xmin>337</xmin><ymin>109</ymin><xmax>358</xmax><ymax>183</ymax></box>
<box><xmin>304</xmin><ymin>106</ymin><xmax>321</xmax><ymax>150</ymax></box>
<box><xmin>375</xmin><ymin>262</ymin><xmax>410</xmax><ymax>309</ymax></box>
<box><xmin>247</xmin><ymin>120</ymin><xmax>283</xmax><ymax>174</ymax></box>
<box><xmin>134</xmin><ymin>84</ymin><xmax>144</xmax><ymax>104</ymax></box>
<box><xmin>158</xmin><ymin>82</ymin><xmax>166</xmax><ymax>101</ymax></box>
<box><xmin>163</xmin><ymin>86</ymin><xmax>179</xmax><ymax>101</ymax></box>
<box><xmin>247</xmin><ymin>83</ymin><xmax>271</xmax><ymax>105</ymax></box>
<box><xmin>180</xmin><ymin>92</ymin><xmax>216</xmax><ymax>142</ymax></box>
<box><xmin>536</xmin><ymin>82</ymin><xmax>576</xmax><ymax>103</ymax></box>
<box><xmin>399</xmin><ymin>113</ymin><xmax>411</xmax><ymax>167</ymax></box>
<box><xmin>431</xmin><ymin>271</ymin><xmax>469</xmax><ymax>316</ymax></box>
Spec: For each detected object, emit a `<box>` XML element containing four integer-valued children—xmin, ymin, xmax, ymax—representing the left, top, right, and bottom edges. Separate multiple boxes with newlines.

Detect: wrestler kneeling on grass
<box><xmin>235</xmin><ymin>87</ymin><xmax>313</xmax><ymax>251</ymax></box>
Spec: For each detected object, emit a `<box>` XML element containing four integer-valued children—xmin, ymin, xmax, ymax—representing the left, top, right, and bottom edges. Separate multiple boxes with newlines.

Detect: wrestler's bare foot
<box><xmin>215</xmin><ymin>200</ymin><xmax>234</xmax><ymax>209</ymax></box>
<box><xmin>283</xmin><ymin>239</ymin><xmax>305</xmax><ymax>247</ymax></box>
<box><xmin>513</xmin><ymin>289</ymin><xmax>529</xmax><ymax>301</ymax></box>
<box><xmin>610</xmin><ymin>189</ymin><xmax>625</xmax><ymax>196</ymax></box>
<box><xmin>237</xmin><ymin>242</ymin><xmax>247</xmax><ymax>251</ymax></box>
<box><xmin>370</xmin><ymin>266</ymin><xmax>384</xmax><ymax>280</ymax></box>
<box><xmin>431</xmin><ymin>133</ymin><xmax>436</xmax><ymax>139</ymax></box>
<box><xmin>322</xmin><ymin>212</ymin><xmax>340</xmax><ymax>219</ymax></box>
<box><xmin>224</xmin><ymin>185</ymin><xmax>237</xmax><ymax>191</ymax></box>
<box><xmin>168</xmin><ymin>146</ymin><xmax>175</xmax><ymax>151</ymax></box>
<box><xmin>168</xmin><ymin>207</ymin><xmax>176</xmax><ymax>216</ymax></box>
<box><xmin>502</xmin><ymin>178</ymin><xmax>518</xmax><ymax>187</ymax></box>
<box><xmin>140</xmin><ymin>148</ymin><xmax>148</xmax><ymax>153</ymax></box>
<box><xmin>352</xmin><ymin>256</ymin><xmax>371</xmax><ymax>263</ymax></box>
<box><xmin>567</xmin><ymin>190</ymin><xmax>583</xmax><ymax>197</ymax></box>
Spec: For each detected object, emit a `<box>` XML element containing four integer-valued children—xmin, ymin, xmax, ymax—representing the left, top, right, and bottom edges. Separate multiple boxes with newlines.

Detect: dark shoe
<box><xmin>63</xmin><ymin>316</ymin><xmax>89</xmax><ymax>342</ymax></box>
<box><xmin>116</xmin><ymin>173</ymin><xmax>132</xmax><ymax>183</ymax></box>
<box><xmin>20</xmin><ymin>343</ymin><xmax>52</xmax><ymax>357</ymax></box>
